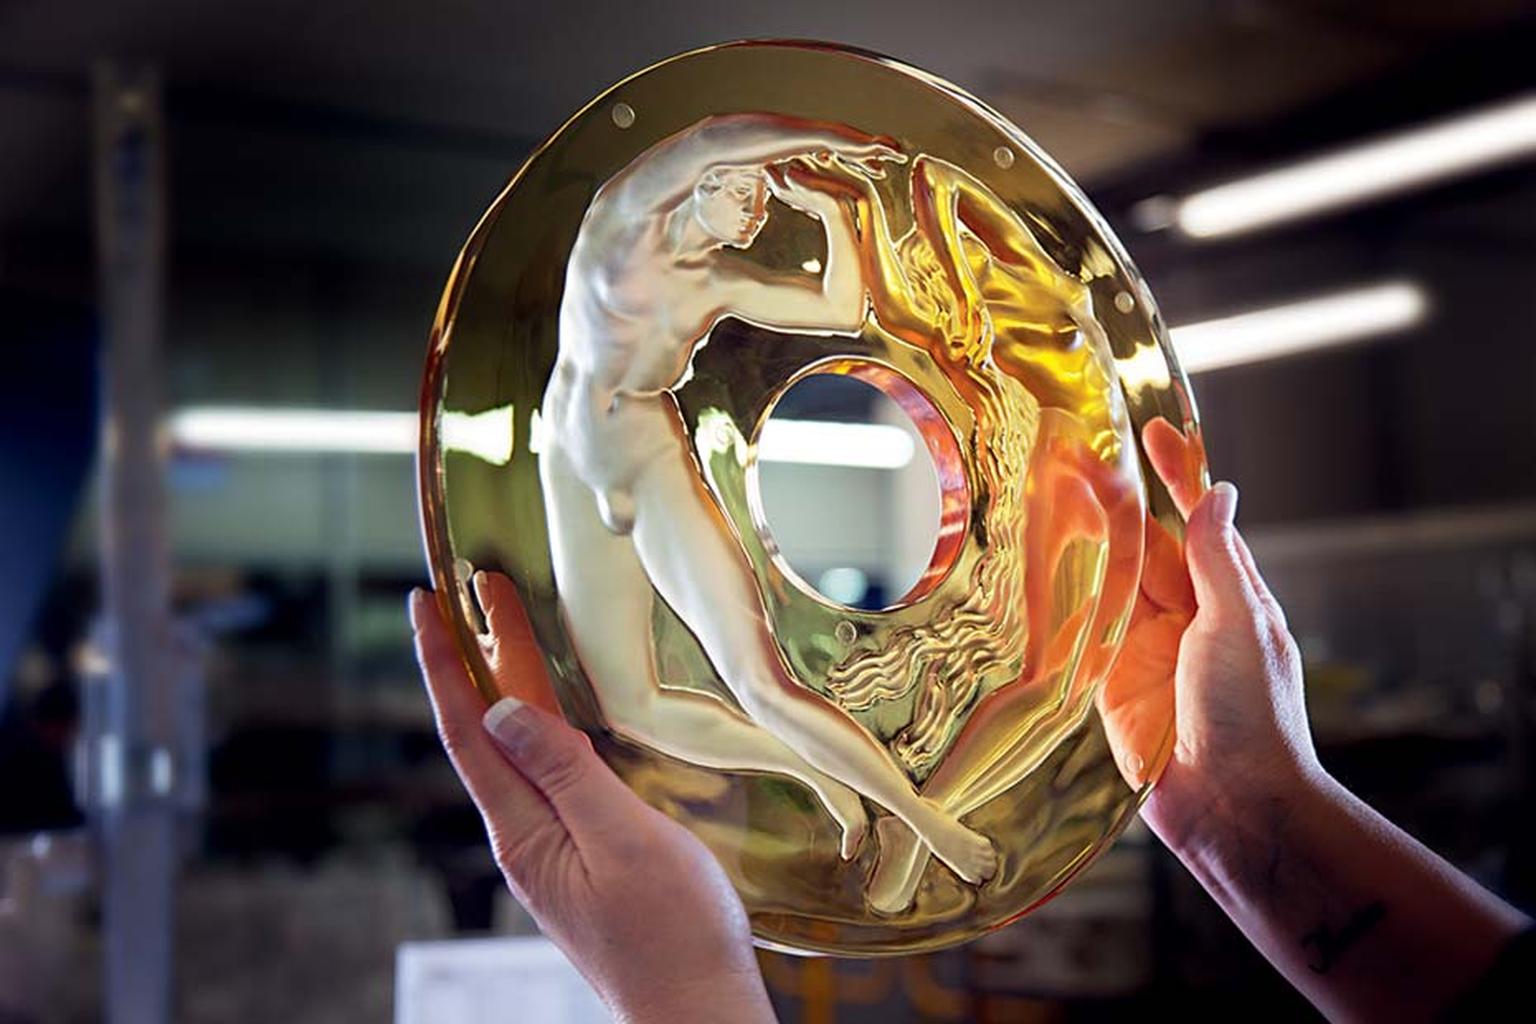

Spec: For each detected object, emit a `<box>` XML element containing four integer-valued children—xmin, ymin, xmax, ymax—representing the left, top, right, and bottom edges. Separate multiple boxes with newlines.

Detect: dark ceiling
<box><xmin>3</xmin><ymin>0</ymin><xmax>1533</xmax><ymax>269</ymax></box>
<box><xmin>3</xmin><ymin>1</ymin><xmax>1534</xmax><ymax>529</ymax></box>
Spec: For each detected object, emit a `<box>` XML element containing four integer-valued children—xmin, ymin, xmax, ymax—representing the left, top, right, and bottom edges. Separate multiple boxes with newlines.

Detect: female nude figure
<box><xmin>538</xmin><ymin>114</ymin><xmax>997</xmax><ymax>884</ymax></box>
<box><xmin>784</xmin><ymin>153</ymin><xmax>1148</xmax><ymax>910</ymax></box>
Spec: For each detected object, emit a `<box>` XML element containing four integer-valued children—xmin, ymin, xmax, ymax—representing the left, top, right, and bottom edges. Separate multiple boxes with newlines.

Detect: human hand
<box><xmin>1093</xmin><ymin>492</ymin><xmax>1192</xmax><ymax>790</ymax></box>
<box><xmin>1112</xmin><ymin>424</ymin><xmax>1530</xmax><ymax>1022</ymax></box>
<box><xmin>409</xmin><ymin>580</ymin><xmax>773</xmax><ymax>1024</ymax></box>
<box><xmin>1116</xmin><ymin>419</ymin><xmax>1323</xmax><ymax>856</ymax></box>
<box><xmin>764</xmin><ymin>161</ymin><xmax>847</xmax><ymax>219</ymax></box>
<box><xmin>773</xmin><ymin>154</ymin><xmax>879</xmax><ymax>213</ymax></box>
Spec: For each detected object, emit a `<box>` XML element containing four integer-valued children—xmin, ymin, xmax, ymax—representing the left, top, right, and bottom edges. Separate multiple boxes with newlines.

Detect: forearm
<box><xmin>1150</xmin><ymin>764</ymin><xmax>1528</xmax><ymax>1021</ymax></box>
<box><xmin>632</xmin><ymin>116</ymin><xmax>859</xmax><ymax>201</ymax></box>
<box><xmin>613</xmin><ymin>114</ymin><xmax>867</xmax><ymax>211</ymax></box>
<box><xmin>819</xmin><ymin>204</ymin><xmax>865</xmax><ymax>323</ymax></box>
<box><xmin>852</xmin><ymin>190</ymin><xmax>925</xmax><ymax>337</ymax></box>
<box><xmin>695</xmin><ymin>113</ymin><xmax>871</xmax><ymax>170</ymax></box>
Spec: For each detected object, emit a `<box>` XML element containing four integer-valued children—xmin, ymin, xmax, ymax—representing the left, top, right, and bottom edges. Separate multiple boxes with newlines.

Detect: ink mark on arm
<box><xmin>1302</xmin><ymin>901</ymin><xmax>1388</xmax><ymax>974</ymax></box>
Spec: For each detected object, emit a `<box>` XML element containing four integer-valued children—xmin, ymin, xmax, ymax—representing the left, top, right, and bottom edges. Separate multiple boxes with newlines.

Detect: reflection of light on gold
<box><xmin>442</xmin><ymin>406</ymin><xmax>515</xmax><ymax>465</ymax></box>
<box><xmin>170</xmin><ymin>405</ymin><xmax>517</xmax><ymax>465</ymax></box>
<box><xmin>527</xmin><ymin>408</ymin><xmax>545</xmax><ymax>455</ymax></box>
<box><xmin>759</xmin><ymin>419</ymin><xmax>915</xmax><ymax>469</ymax></box>
<box><xmin>1149</xmin><ymin>93</ymin><xmax>1536</xmax><ymax>238</ymax></box>
<box><xmin>1171</xmin><ymin>282</ymin><xmax>1427</xmax><ymax>374</ymax></box>
<box><xmin>695</xmin><ymin>409</ymin><xmax>744</xmax><ymax>467</ymax></box>
<box><xmin>1115</xmin><ymin>342</ymin><xmax>1171</xmax><ymax>392</ymax></box>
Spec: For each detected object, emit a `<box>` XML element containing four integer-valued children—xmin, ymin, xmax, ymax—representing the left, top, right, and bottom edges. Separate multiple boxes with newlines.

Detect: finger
<box><xmin>1140</xmin><ymin>517</ymin><xmax>1195</xmax><ymax>616</ymax></box>
<box><xmin>482</xmin><ymin>696</ymin><xmax>654</xmax><ymax>854</ymax></box>
<box><xmin>1142</xmin><ymin>417</ymin><xmax>1206</xmax><ymax>518</ymax></box>
<box><xmin>1231</xmin><ymin>530</ymin><xmax>1289</xmax><ymax>628</ymax></box>
<box><xmin>831</xmin><ymin>153</ymin><xmax>870</xmax><ymax>181</ymax></box>
<box><xmin>409</xmin><ymin>589</ymin><xmax>557</xmax><ymax>835</ymax></box>
<box><xmin>1182</xmin><ymin>483</ymin><xmax>1264</xmax><ymax>626</ymax></box>
<box><xmin>472</xmin><ymin>572</ymin><xmax>562</xmax><ymax>714</ymax></box>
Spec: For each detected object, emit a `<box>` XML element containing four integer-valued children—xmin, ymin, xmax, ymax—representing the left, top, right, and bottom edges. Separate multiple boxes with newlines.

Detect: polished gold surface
<box><xmin>419</xmin><ymin>40</ymin><xmax>1203</xmax><ymax>955</ymax></box>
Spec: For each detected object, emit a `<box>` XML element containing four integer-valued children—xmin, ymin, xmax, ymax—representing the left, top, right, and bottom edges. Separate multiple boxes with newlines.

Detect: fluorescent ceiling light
<box><xmin>757</xmin><ymin>419</ymin><xmax>914</xmax><ymax>469</ymax></box>
<box><xmin>179</xmin><ymin>283</ymin><xmax>1425</xmax><ymax>462</ymax></box>
<box><xmin>177</xmin><ymin>278</ymin><xmax>1426</xmax><ymax>466</ymax></box>
<box><xmin>171</xmin><ymin>406</ymin><xmax>914</xmax><ymax>469</ymax></box>
<box><xmin>171</xmin><ymin>408</ymin><xmax>416</xmax><ymax>455</ymax></box>
<box><xmin>1139</xmin><ymin>92</ymin><xmax>1536</xmax><ymax>238</ymax></box>
<box><xmin>1170</xmin><ymin>281</ymin><xmax>1427</xmax><ymax>374</ymax></box>
<box><xmin>171</xmin><ymin>406</ymin><xmax>516</xmax><ymax>464</ymax></box>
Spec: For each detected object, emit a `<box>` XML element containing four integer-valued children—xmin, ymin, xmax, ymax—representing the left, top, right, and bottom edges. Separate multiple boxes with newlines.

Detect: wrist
<box><xmin>1142</xmin><ymin>752</ymin><xmax>1331</xmax><ymax>872</ymax></box>
<box><xmin>613</xmin><ymin>966</ymin><xmax>774</xmax><ymax>1024</ymax></box>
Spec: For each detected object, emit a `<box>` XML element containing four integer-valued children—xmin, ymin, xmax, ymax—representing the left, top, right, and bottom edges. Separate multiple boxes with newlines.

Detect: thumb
<box><xmin>1183</xmin><ymin>482</ymin><xmax>1262</xmax><ymax>625</ymax></box>
<box><xmin>482</xmin><ymin>697</ymin><xmax>641</xmax><ymax>842</ymax></box>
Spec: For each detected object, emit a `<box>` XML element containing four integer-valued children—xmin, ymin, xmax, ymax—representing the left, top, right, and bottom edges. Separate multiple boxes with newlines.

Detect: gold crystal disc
<box><xmin>419</xmin><ymin>40</ymin><xmax>1203</xmax><ymax>955</ymax></box>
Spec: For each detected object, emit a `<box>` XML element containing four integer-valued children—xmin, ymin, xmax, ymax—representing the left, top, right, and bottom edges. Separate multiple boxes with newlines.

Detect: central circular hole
<box><xmin>754</xmin><ymin>372</ymin><xmax>954</xmax><ymax>610</ymax></box>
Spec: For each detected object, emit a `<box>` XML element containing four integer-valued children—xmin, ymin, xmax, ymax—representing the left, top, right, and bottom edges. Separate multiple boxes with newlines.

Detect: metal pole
<box><xmin>92</xmin><ymin>63</ymin><xmax>176</xmax><ymax>1024</ymax></box>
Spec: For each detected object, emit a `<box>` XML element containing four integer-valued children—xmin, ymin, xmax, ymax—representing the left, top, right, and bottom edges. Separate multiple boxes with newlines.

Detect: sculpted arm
<box><xmin>714</xmin><ymin>163</ymin><xmax>867</xmax><ymax>333</ymax></box>
<box><xmin>846</xmin><ymin>173</ymin><xmax>932</xmax><ymax>344</ymax></box>
<box><xmin>610</xmin><ymin>113</ymin><xmax>897</xmax><ymax>212</ymax></box>
<box><xmin>914</xmin><ymin>158</ymin><xmax>1088</xmax><ymax>310</ymax></box>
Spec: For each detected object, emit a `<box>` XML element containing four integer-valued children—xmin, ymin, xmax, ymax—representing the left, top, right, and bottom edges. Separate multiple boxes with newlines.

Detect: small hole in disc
<box><xmin>992</xmin><ymin>146</ymin><xmax>1015</xmax><ymax>168</ymax></box>
<box><xmin>611</xmin><ymin>102</ymin><xmax>636</xmax><ymax>128</ymax></box>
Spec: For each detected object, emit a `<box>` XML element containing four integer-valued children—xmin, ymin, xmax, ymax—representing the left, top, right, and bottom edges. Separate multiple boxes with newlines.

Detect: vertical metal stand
<box><xmin>318</xmin><ymin>270</ymin><xmax>364</xmax><ymax>779</ymax></box>
<box><xmin>92</xmin><ymin>63</ymin><xmax>177</xmax><ymax>1024</ymax></box>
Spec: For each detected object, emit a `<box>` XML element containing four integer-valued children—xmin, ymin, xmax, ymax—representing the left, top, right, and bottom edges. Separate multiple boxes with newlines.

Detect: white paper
<box><xmin>396</xmin><ymin>936</ymin><xmax>609</xmax><ymax>1024</ymax></box>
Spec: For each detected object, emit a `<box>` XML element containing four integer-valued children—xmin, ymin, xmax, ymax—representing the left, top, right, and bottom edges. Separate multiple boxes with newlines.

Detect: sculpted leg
<box><xmin>540</xmin><ymin>439</ymin><xmax>869</xmax><ymax>857</ymax></box>
<box><xmin>623</xmin><ymin>397</ymin><xmax>996</xmax><ymax>884</ymax></box>
<box><xmin>869</xmin><ymin>411</ymin><xmax>1140</xmax><ymax>908</ymax></box>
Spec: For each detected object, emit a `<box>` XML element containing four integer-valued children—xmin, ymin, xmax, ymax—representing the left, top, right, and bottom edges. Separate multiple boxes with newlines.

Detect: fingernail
<box><xmin>1208</xmin><ymin>482</ymin><xmax>1238</xmax><ymax>527</ymax></box>
<box><xmin>483</xmin><ymin>696</ymin><xmax>530</xmax><ymax>752</ymax></box>
<box><xmin>407</xmin><ymin>588</ymin><xmax>427</xmax><ymax>625</ymax></box>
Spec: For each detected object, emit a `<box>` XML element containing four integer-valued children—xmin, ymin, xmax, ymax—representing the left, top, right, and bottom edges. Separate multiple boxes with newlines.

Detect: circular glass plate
<box><xmin>419</xmin><ymin>40</ymin><xmax>1203</xmax><ymax>956</ymax></box>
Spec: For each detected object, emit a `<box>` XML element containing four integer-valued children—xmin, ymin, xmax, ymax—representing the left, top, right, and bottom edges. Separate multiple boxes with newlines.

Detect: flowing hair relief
<box><xmin>824</xmin><ymin>237</ymin><xmax>1042</xmax><ymax>777</ymax></box>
